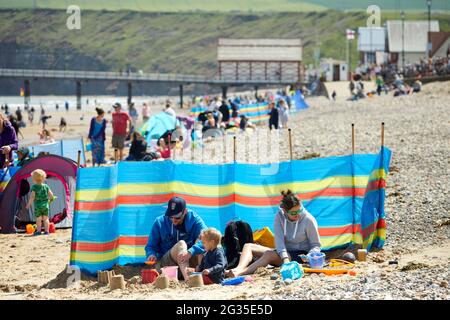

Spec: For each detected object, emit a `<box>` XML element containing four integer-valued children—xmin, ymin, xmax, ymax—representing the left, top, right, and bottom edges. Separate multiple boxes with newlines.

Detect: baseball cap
<box><xmin>113</xmin><ymin>102</ymin><xmax>121</xmax><ymax>109</ymax></box>
<box><xmin>165</xmin><ymin>196</ymin><xmax>186</xmax><ymax>217</ymax></box>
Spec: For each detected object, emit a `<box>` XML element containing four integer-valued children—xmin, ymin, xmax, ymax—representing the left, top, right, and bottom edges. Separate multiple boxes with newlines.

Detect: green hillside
<box><xmin>0</xmin><ymin>0</ymin><xmax>449</xmax><ymax>12</ymax></box>
<box><xmin>1</xmin><ymin>9</ymin><xmax>449</xmax><ymax>76</ymax></box>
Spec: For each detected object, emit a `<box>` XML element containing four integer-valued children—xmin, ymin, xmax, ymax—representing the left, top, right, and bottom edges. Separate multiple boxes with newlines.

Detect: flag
<box><xmin>346</xmin><ymin>29</ymin><xmax>355</xmax><ymax>40</ymax></box>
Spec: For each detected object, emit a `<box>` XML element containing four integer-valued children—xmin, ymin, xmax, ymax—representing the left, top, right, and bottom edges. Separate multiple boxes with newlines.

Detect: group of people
<box><xmin>145</xmin><ymin>190</ymin><xmax>321</xmax><ymax>284</ymax></box>
<box><xmin>194</xmin><ymin>91</ymin><xmax>292</xmax><ymax>139</ymax></box>
<box><xmin>87</xmin><ymin>101</ymin><xmax>186</xmax><ymax>166</ymax></box>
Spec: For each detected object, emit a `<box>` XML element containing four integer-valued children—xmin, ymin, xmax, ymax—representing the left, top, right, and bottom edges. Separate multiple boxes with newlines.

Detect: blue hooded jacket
<box><xmin>145</xmin><ymin>209</ymin><xmax>207</xmax><ymax>259</ymax></box>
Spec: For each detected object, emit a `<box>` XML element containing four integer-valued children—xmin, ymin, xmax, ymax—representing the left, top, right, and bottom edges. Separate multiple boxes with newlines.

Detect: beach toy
<box><xmin>49</xmin><ymin>222</ymin><xmax>56</xmax><ymax>233</ymax></box>
<box><xmin>145</xmin><ymin>259</ymin><xmax>156</xmax><ymax>266</ymax></box>
<box><xmin>303</xmin><ymin>268</ymin><xmax>357</xmax><ymax>276</ymax></box>
<box><xmin>280</xmin><ymin>261</ymin><xmax>303</xmax><ymax>281</ymax></box>
<box><xmin>357</xmin><ymin>249</ymin><xmax>367</xmax><ymax>261</ymax></box>
<box><xmin>341</xmin><ymin>252</ymin><xmax>356</xmax><ymax>263</ymax></box>
<box><xmin>253</xmin><ymin>227</ymin><xmax>275</xmax><ymax>248</ymax></box>
<box><xmin>26</xmin><ymin>224</ymin><xmax>35</xmax><ymax>234</ymax></box>
<box><xmin>142</xmin><ymin>269</ymin><xmax>159</xmax><ymax>284</ymax></box>
<box><xmin>328</xmin><ymin>259</ymin><xmax>354</xmax><ymax>268</ymax></box>
<box><xmin>221</xmin><ymin>276</ymin><xmax>246</xmax><ymax>286</ymax></box>
<box><xmin>161</xmin><ymin>266</ymin><xmax>178</xmax><ymax>280</ymax></box>
<box><xmin>306</xmin><ymin>251</ymin><xmax>326</xmax><ymax>269</ymax></box>
<box><xmin>49</xmin><ymin>195</ymin><xmax>58</xmax><ymax>204</ymax></box>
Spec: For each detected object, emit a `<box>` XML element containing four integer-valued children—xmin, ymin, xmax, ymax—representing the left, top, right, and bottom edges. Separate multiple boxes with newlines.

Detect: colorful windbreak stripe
<box><xmin>70</xmin><ymin>147</ymin><xmax>391</xmax><ymax>274</ymax></box>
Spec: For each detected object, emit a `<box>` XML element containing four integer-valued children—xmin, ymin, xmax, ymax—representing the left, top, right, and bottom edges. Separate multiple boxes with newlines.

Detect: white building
<box><xmin>320</xmin><ymin>59</ymin><xmax>348</xmax><ymax>81</ymax></box>
<box><xmin>358</xmin><ymin>27</ymin><xmax>387</xmax><ymax>65</ymax></box>
<box><xmin>386</xmin><ymin>20</ymin><xmax>440</xmax><ymax>67</ymax></box>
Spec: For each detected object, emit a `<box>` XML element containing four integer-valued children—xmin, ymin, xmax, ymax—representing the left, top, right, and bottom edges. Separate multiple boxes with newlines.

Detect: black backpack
<box><xmin>223</xmin><ymin>220</ymin><xmax>254</xmax><ymax>269</ymax></box>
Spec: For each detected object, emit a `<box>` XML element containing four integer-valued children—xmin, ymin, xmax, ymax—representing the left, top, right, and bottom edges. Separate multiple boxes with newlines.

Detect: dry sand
<box><xmin>1</xmin><ymin>81</ymin><xmax>449</xmax><ymax>300</ymax></box>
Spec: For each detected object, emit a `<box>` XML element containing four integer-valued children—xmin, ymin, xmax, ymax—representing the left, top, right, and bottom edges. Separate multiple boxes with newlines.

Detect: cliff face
<box><xmin>1</xmin><ymin>9</ymin><xmax>449</xmax><ymax>96</ymax></box>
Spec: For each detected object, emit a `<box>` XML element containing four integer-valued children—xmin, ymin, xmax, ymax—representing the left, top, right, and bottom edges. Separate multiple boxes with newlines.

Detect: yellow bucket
<box><xmin>253</xmin><ymin>227</ymin><xmax>275</xmax><ymax>248</ymax></box>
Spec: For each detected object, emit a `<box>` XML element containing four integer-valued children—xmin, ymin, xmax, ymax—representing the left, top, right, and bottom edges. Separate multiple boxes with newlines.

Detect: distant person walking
<box><xmin>111</xmin><ymin>103</ymin><xmax>132</xmax><ymax>161</ymax></box>
<box><xmin>59</xmin><ymin>117</ymin><xmax>67</xmax><ymax>132</ymax></box>
<box><xmin>65</xmin><ymin>101</ymin><xmax>69</xmax><ymax>111</ymax></box>
<box><xmin>88</xmin><ymin>108</ymin><xmax>107</xmax><ymax>166</ymax></box>
<box><xmin>128</xmin><ymin>102</ymin><xmax>139</xmax><ymax>131</ymax></box>
<box><xmin>28</xmin><ymin>107</ymin><xmax>35</xmax><ymax>125</ymax></box>
<box><xmin>278</xmin><ymin>99</ymin><xmax>289</xmax><ymax>129</ymax></box>
<box><xmin>268</xmin><ymin>102</ymin><xmax>279</xmax><ymax>130</ymax></box>
<box><xmin>142</xmin><ymin>102</ymin><xmax>150</xmax><ymax>122</ymax></box>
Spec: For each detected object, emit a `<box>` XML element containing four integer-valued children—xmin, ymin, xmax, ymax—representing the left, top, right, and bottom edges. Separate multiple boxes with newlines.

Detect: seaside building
<box><xmin>217</xmin><ymin>38</ymin><xmax>303</xmax><ymax>82</ymax></box>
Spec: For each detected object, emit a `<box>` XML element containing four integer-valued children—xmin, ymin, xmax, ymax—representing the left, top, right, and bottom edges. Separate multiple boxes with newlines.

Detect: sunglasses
<box><xmin>287</xmin><ymin>208</ymin><xmax>303</xmax><ymax>216</ymax></box>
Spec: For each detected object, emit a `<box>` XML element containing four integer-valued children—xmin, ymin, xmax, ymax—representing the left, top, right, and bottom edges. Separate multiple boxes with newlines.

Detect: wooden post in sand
<box><xmin>352</xmin><ymin>124</ymin><xmax>355</xmax><ymax>154</ymax></box>
<box><xmin>223</xmin><ymin>135</ymin><xmax>227</xmax><ymax>163</ymax></box>
<box><xmin>77</xmin><ymin>150</ymin><xmax>81</xmax><ymax>168</ymax></box>
<box><xmin>114</xmin><ymin>149</ymin><xmax>118</xmax><ymax>163</ymax></box>
<box><xmin>288</xmin><ymin>128</ymin><xmax>293</xmax><ymax>161</ymax></box>
<box><xmin>233</xmin><ymin>136</ymin><xmax>237</xmax><ymax>163</ymax></box>
<box><xmin>381</xmin><ymin>122</ymin><xmax>385</xmax><ymax>147</ymax></box>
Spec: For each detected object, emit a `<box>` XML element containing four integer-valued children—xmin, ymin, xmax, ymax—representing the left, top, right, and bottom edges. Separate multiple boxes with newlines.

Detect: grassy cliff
<box><xmin>1</xmin><ymin>9</ymin><xmax>449</xmax><ymax>76</ymax></box>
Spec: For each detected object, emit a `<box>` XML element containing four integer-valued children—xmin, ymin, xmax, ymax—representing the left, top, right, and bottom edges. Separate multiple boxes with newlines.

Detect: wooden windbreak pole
<box><xmin>233</xmin><ymin>136</ymin><xmax>236</xmax><ymax>163</ymax></box>
<box><xmin>77</xmin><ymin>150</ymin><xmax>81</xmax><ymax>168</ymax></box>
<box><xmin>381</xmin><ymin>122</ymin><xmax>385</xmax><ymax>147</ymax></box>
<box><xmin>114</xmin><ymin>148</ymin><xmax>118</xmax><ymax>163</ymax></box>
<box><xmin>223</xmin><ymin>134</ymin><xmax>227</xmax><ymax>163</ymax></box>
<box><xmin>288</xmin><ymin>128</ymin><xmax>293</xmax><ymax>161</ymax></box>
<box><xmin>352</xmin><ymin>123</ymin><xmax>355</xmax><ymax>154</ymax></box>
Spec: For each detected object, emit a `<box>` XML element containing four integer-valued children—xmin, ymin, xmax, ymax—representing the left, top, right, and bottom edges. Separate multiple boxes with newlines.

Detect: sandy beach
<box><xmin>0</xmin><ymin>81</ymin><xmax>449</xmax><ymax>300</ymax></box>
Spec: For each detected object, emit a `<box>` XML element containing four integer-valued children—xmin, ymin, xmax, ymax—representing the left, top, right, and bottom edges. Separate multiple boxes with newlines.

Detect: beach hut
<box><xmin>0</xmin><ymin>155</ymin><xmax>77</xmax><ymax>233</ymax></box>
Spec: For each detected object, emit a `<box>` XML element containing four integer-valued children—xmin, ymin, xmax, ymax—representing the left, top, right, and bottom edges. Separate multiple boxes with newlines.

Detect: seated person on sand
<box><xmin>16</xmin><ymin>146</ymin><xmax>32</xmax><ymax>166</ymax></box>
<box><xmin>187</xmin><ymin>227</ymin><xmax>227</xmax><ymax>285</ymax></box>
<box><xmin>145</xmin><ymin>196</ymin><xmax>208</xmax><ymax>281</ymax></box>
<box><xmin>126</xmin><ymin>132</ymin><xmax>160</xmax><ymax>161</ymax></box>
<box><xmin>239</xmin><ymin>115</ymin><xmax>256</xmax><ymax>132</ymax></box>
<box><xmin>227</xmin><ymin>190</ymin><xmax>321</xmax><ymax>277</ymax></box>
<box><xmin>38</xmin><ymin>129</ymin><xmax>55</xmax><ymax>144</ymax></box>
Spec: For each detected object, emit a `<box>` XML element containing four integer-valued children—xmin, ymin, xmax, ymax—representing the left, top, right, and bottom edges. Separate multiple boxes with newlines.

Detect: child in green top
<box><xmin>26</xmin><ymin>169</ymin><xmax>54</xmax><ymax>235</ymax></box>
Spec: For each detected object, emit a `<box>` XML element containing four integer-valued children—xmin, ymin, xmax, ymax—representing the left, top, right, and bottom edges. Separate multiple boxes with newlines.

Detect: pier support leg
<box><xmin>221</xmin><ymin>86</ymin><xmax>228</xmax><ymax>100</ymax></box>
<box><xmin>76</xmin><ymin>81</ymin><xmax>82</xmax><ymax>110</ymax></box>
<box><xmin>254</xmin><ymin>86</ymin><xmax>259</xmax><ymax>100</ymax></box>
<box><xmin>127</xmin><ymin>82</ymin><xmax>132</xmax><ymax>106</ymax></box>
<box><xmin>179</xmin><ymin>85</ymin><xmax>183</xmax><ymax>109</ymax></box>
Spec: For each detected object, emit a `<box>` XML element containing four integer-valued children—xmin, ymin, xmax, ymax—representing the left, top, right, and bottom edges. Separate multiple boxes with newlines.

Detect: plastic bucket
<box><xmin>49</xmin><ymin>222</ymin><xmax>56</xmax><ymax>233</ymax></box>
<box><xmin>253</xmin><ymin>227</ymin><xmax>275</xmax><ymax>248</ymax></box>
<box><xmin>307</xmin><ymin>252</ymin><xmax>325</xmax><ymax>269</ymax></box>
<box><xmin>161</xmin><ymin>266</ymin><xmax>178</xmax><ymax>280</ymax></box>
<box><xmin>142</xmin><ymin>269</ymin><xmax>159</xmax><ymax>284</ymax></box>
<box><xmin>280</xmin><ymin>261</ymin><xmax>303</xmax><ymax>280</ymax></box>
<box><xmin>26</xmin><ymin>224</ymin><xmax>35</xmax><ymax>234</ymax></box>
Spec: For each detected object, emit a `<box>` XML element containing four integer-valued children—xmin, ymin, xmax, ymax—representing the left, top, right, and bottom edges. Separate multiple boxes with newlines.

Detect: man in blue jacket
<box><xmin>145</xmin><ymin>196</ymin><xmax>207</xmax><ymax>281</ymax></box>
